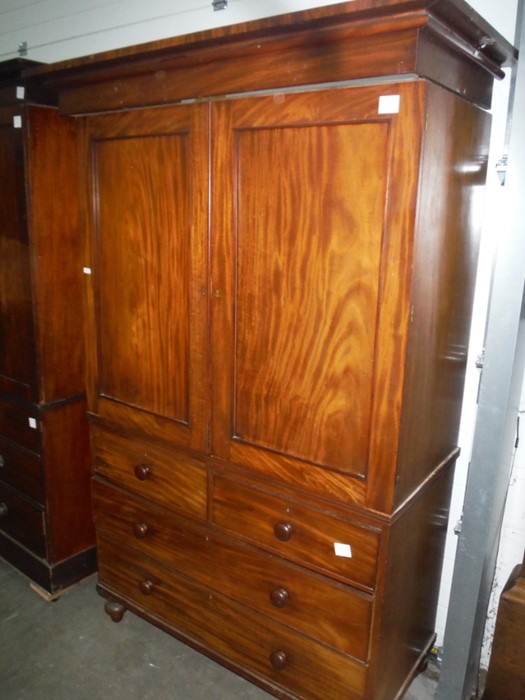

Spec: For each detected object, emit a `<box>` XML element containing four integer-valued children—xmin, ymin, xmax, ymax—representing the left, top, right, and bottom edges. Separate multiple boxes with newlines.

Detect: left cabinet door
<box><xmin>82</xmin><ymin>103</ymin><xmax>210</xmax><ymax>451</ymax></box>
<box><xmin>0</xmin><ymin>107</ymin><xmax>37</xmax><ymax>401</ymax></box>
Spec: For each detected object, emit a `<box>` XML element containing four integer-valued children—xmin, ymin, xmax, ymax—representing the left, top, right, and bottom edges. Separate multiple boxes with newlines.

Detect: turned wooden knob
<box><xmin>270</xmin><ymin>650</ymin><xmax>287</xmax><ymax>671</ymax></box>
<box><xmin>274</xmin><ymin>522</ymin><xmax>293</xmax><ymax>542</ymax></box>
<box><xmin>270</xmin><ymin>587</ymin><xmax>289</xmax><ymax>608</ymax></box>
<box><xmin>0</xmin><ymin>502</ymin><xmax>8</xmax><ymax>517</ymax></box>
<box><xmin>139</xmin><ymin>579</ymin><xmax>155</xmax><ymax>595</ymax></box>
<box><xmin>133</xmin><ymin>522</ymin><xmax>149</xmax><ymax>539</ymax></box>
<box><xmin>134</xmin><ymin>463</ymin><xmax>151</xmax><ymax>481</ymax></box>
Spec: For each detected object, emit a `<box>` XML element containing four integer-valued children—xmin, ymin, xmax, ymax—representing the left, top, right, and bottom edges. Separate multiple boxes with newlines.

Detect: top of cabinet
<box><xmin>23</xmin><ymin>0</ymin><xmax>517</xmax><ymax>113</ymax></box>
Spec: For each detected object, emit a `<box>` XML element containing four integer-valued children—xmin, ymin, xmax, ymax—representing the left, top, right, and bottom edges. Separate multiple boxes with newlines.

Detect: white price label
<box><xmin>378</xmin><ymin>94</ymin><xmax>400</xmax><ymax>115</ymax></box>
<box><xmin>334</xmin><ymin>542</ymin><xmax>352</xmax><ymax>559</ymax></box>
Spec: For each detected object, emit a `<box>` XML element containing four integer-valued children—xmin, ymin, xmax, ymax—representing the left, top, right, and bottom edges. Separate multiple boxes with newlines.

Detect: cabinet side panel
<box><xmin>395</xmin><ymin>85</ymin><xmax>491</xmax><ymax>505</ymax></box>
<box><xmin>42</xmin><ymin>399</ymin><xmax>94</xmax><ymax>563</ymax></box>
<box><xmin>0</xmin><ymin>109</ymin><xmax>37</xmax><ymax>399</ymax></box>
<box><xmin>369</xmin><ymin>465</ymin><xmax>454</xmax><ymax>699</ymax></box>
<box><xmin>27</xmin><ymin>106</ymin><xmax>84</xmax><ymax>403</ymax></box>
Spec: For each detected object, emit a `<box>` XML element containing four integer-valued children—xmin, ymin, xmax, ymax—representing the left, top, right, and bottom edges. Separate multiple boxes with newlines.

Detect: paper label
<box><xmin>334</xmin><ymin>542</ymin><xmax>352</xmax><ymax>558</ymax></box>
<box><xmin>16</xmin><ymin>86</ymin><xmax>25</xmax><ymax>100</ymax></box>
<box><xmin>83</xmin><ymin>267</ymin><xmax>92</xmax><ymax>275</ymax></box>
<box><xmin>13</xmin><ymin>115</ymin><xmax>22</xmax><ymax>128</ymax></box>
<box><xmin>28</xmin><ymin>417</ymin><xmax>37</xmax><ymax>429</ymax></box>
<box><xmin>378</xmin><ymin>94</ymin><xmax>400</xmax><ymax>115</ymax></box>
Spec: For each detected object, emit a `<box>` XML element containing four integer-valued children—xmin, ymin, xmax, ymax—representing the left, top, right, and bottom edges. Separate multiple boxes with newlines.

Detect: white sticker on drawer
<box><xmin>334</xmin><ymin>542</ymin><xmax>352</xmax><ymax>558</ymax></box>
<box><xmin>378</xmin><ymin>94</ymin><xmax>400</xmax><ymax>114</ymax></box>
<box><xmin>28</xmin><ymin>417</ymin><xmax>37</xmax><ymax>429</ymax></box>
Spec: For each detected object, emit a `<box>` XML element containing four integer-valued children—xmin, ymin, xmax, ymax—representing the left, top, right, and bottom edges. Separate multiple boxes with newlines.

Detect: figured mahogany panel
<box><xmin>211</xmin><ymin>82</ymin><xmax>424</xmax><ymax>502</ymax></box>
<box><xmin>84</xmin><ymin>104</ymin><xmax>209</xmax><ymax>450</ymax></box>
<box><xmin>233</xmin><ymin>121</ymin><xmax>386</xmax><ymax>474</ymax></box>
<box><xmin>0</xmin><ymin>111</ymin><xmax>37</xmax><ymax>400</ymax></box>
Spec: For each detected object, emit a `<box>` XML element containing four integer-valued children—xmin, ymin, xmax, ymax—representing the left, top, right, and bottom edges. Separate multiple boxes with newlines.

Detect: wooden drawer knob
<box><xmin>139</xmin><ymin>579</ymin><xmax>155</xmax><ymax>595</ymax></box>
<box><xmin>270</xmin><ymin>650</ymin><xmax>287</xmax><ymax>671</ymax></box>
<box><xmin>270</xmin><ymin>587</ymin><xmax>289</xmax><ymax>608</ymax></box>
<box><xmin>0</xmin><ymin>502</ymin><xmax>8</xmax><ymax>518</ymax></box>
<box><xmin>274</xmin><ymin>521</ymin><xmax>294</xmax><ymax>542</ymax></box>
<box><xmin>133</xmin><ymin>522</ymin><xmax>149</xmax><ymax>539</ymax></box>
<box><xmin>134</xmin><ymin>464</ymin><xmax>151</xmax><ymax>481</ymax></box>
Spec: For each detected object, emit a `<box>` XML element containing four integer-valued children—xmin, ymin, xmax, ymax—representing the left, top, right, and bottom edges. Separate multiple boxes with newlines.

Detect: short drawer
<box><xmin>0</xmin><ymin>398</ymin><xmax>41</xmax><ymax>454</ymax></box>
<box><xmin>92</xmin><ymin>426</ymin><xmax>207</xmax><ymax>519</ymax></box>
<box><xmin>0</xmin><ymin>438</ymin><xmax>43</xmax><ymax>503</ymax></box>
<box><xmin>213</xmin><ymin>476</ymin><xmax>381</xmax><ymax>590</ymax></box>
<box><xmin>93</xmin><ymin>479</ymin><xmax>372</xmax><ymax>661</ymax></box>
<box><xmin>0</xmin><ymin>483</ymin><xmax>46</xmax><ymax>557</ymax></box>
<box><xmin>97</xmin><ymin>535</ymin><xmax>368</xmax><ymax>700</ymax></box>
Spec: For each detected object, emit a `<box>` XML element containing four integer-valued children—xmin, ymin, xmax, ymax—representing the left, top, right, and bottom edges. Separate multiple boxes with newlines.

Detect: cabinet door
<box><xmin>211</xmin><ymin>83</ymin><xmax>424</xmax><ymax>500</ymax></box>
<box><xmin>0</xmin><ymin>107</ymin><xmax>37</xmax><ymax>400</ymax></box>
<box><xmin>82</xmin><ymin>104</ymin><xmax>209</xmax><ymax>450</ymax></box>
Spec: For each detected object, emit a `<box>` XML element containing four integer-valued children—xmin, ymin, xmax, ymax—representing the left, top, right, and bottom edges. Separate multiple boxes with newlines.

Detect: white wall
<box><xmin>0</xmin><ymin>0</ymin><xmax>350</xmax><ymax>62</ymax></box>
<box><xmin>0</xmin><ymin>0</ymin><xmax>522</xmax><ymax>671</ymax></box>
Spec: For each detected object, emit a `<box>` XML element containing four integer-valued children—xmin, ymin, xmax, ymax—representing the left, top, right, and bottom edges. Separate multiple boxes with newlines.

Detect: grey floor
<box><xmin>0</xmin><ymin>557</ymin><xmax>436</xmax><ymax>699</ymax></box>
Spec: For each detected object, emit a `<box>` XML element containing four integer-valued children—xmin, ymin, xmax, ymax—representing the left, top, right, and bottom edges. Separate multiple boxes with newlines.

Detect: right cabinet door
<box><xmin>210</xmin><ymin>83</ymin><xmax>425</xmax><ymax>503</ymax></box>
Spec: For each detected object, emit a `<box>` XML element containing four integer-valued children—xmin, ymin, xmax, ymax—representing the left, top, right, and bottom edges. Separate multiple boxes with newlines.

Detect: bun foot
<box><xmin>104</xmin><ymin>600</ymin><xmax>126</xmax><ymax>622</ymax></box>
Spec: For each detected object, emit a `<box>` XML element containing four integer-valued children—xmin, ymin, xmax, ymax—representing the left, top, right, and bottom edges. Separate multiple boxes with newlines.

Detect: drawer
<box><xmin>93</xmin><ymin>479</ymin><xmax>372</xmax><ymax>660</ymax></box>
<box><xmin>0</xmin><ymin>398</ymin><xmax>41</xmax><ymax>454</ymax></box>
<box><xmin>92</xmin><ymin>426</ymin><xmax>207</xmax><ymax>519</ymax></box>
<box><xmin>0</xmin><ymin>438</ymin><xmax>44</xmax><ymax>503</ymax></box>
<box><xmin>213</xmin><ymin>477</ymin><xmax>380</xmax><ymax>590</ymax></box>
<box><xmin>97</xmin><ymin>535</ymin><xmax>368</xmax><ymax>700</ymax></box>
<box><xmin>0</xmin><ymin>483</ymin><xmax>46</xmax><ymax>557</ymax></box>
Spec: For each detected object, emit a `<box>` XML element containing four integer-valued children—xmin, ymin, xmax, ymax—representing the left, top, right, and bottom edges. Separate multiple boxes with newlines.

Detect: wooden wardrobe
<box><xmin>25</xmin><ymin>1</ymin><xmax>516</xmax><ymax>697</ymax></box>
<box><xmin>0</xmin><ymin>60</ymin><xmax>95</xmax><ymax>594</ymax></box>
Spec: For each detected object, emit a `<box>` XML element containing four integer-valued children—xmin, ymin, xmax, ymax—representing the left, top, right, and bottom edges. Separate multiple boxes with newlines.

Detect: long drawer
<box><xmin>97</xmin><ymin>534</ymin><xmax>368</xmax><ymax>700</ymax></box>
<box><xmin>0</xmin><ymin>397</ymin><xmax>41</xmax><ymax>454</ymax></box>
<box><xmin>0</xmin><ymin>482</ymin><xmax>46</xmax><ymax>557</ymax></box>
<box><xmin>92</xmin><ymin>426</ymin><xmax>207</xmax><ymax>519</ymax></box>
<box><xmin>93</xmin><ymin>478</ymin><xmax>373</xmax><ymax>661</ymax></box>
<box><xmin>213</xmin><ymin>476</ymin><xmax>381</xmax><ymax>590</ymax></box>
<box><xmin>0</xmin><ymin>437</ymin><xmax>43</xmax><ymax>503</ymax></box>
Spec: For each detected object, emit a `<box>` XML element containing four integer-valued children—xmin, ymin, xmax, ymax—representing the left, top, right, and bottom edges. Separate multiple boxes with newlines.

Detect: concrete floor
<box><xmin>0</xmin><ymin>557</ymin><xmax>437</xmax><ymax>699</ymax></box>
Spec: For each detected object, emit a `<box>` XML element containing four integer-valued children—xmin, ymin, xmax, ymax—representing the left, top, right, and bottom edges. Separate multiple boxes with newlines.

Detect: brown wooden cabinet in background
<box><xmin>0</xmin><ymin>60</ymin><xmax>95</xmax><ymax>594</ymax></box>
<box><xmin>25</xmin><ymin>1</ymin><xmax>516</xmax><ymax>697</ymax></box>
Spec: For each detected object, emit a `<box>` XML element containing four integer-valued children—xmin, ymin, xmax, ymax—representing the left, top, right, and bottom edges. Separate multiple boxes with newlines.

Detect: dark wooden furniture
<box><xmin>483</xmin><ymin>552</ymin><xmax>525</xmax><ymax>699</ymax></box>
<box><xmin>25</xmin><ymin>2</ymin><xmax>516</xmax><ymax>697</ymax></box>
<box><xmin>0</xmin><ymin>60</ymin><xmax>95</xmax><ymax>594</ymax></box>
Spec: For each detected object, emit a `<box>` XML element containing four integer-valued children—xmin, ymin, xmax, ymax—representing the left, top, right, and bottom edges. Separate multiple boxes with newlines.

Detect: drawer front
<box><xmin>92</xmin><ymin>426</ymin><xmax>207</xmax><ymax>519</ymax></box>
<box><xmin>0</xmin><ymin>438</ymin><xmax>43</xmax><ymax>503</ymax></box>
<box><xmin>0</xmin><ymin>398</ymin><xmax>41</xmax><ymax>454</ymax></box>
<box><xmin>93</xmin><ymin>479</ymin><xmax>372</xmax><ymax>661</ymax></box>
<box><xmin>97</xmin><ymin>535</ymin><xmax>368</xmax><ymax>700</ymax></box>
<box><xmin>0</xmin><ymin>483</ymin><xmax>46</xmax><ymax>557</ymax></box>
<box><xmin>213</xmin><ymin>476</ymin><xmax>380</xmax><ymax>590</ymax></box>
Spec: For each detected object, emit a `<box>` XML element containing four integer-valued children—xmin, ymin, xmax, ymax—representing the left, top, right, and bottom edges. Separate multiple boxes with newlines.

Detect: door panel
<box><xmin>84</xmin><ymin>104</ymin><xmax>209</xmax><ymax>450</ymax></box>
<box><xmin>211</xmin><ymin>83</ymin><xmax>424</xmax><ymax>497</ymax></box>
